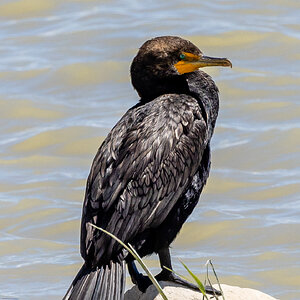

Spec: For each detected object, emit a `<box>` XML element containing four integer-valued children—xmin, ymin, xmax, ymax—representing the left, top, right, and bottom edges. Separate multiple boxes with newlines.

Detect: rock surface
<box><xmin>124</xmin><ymin>281</ymin><xmax>278</xmax><ymax>300</ymax></box>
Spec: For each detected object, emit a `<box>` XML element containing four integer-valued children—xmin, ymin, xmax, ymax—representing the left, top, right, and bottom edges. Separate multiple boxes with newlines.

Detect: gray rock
<box><xmin>124</xmin><ymin>281</ymin><xmax>278</xmax><ymax>300</ymax></box>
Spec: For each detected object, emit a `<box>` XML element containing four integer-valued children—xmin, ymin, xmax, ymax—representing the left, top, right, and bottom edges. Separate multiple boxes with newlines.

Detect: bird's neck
<box><xmin>137</xmin><ymin>75</ymin><xmax>190</xmax><ymax>104</ymax></box>
<box><xmin>184</xmin><ymin>71</ymin><xmax>220</xmax><ymax>138</ymax></box>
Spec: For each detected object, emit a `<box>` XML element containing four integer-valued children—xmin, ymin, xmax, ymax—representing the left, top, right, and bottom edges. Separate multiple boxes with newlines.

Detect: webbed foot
<box><xmin>155</xmin><ymin>269</ymin><xmax>221</xmax><ymax>296</ymax></box>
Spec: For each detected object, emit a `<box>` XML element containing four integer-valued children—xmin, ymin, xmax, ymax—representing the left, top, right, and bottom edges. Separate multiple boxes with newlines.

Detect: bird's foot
<box><xmin>134</xmin><ymin>273</ymin><xmax>153</xmax><ymax>293</ymax></box>
<box><xmin>155</xmin><ymin>269</ymin><xmax>222</xmax><ymax>296</ymax></box>
<box><xmin>135</xmin><ymin>269</ymin><xmax>221</xmax><ymax>296</ymax></box>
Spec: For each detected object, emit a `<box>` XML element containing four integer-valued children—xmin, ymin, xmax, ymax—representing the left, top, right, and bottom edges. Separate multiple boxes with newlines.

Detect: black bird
<box><xmin>64</xmin><ymin>36</ymin><xmax>231</xmax><ymax>300</ymax></box>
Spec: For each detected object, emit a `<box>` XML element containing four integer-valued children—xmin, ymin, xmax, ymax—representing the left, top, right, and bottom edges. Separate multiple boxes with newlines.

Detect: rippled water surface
<box><xmin>0</xmin><ymin>0</ymin><xmax>299</xmax><ymax>299</ymax></box>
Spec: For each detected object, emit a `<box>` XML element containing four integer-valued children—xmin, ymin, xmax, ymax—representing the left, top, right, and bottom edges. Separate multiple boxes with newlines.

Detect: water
<box><xmin>0</xmin><ymin>0</ymin><xmax>299</xmax><ymax>299</ymax></box>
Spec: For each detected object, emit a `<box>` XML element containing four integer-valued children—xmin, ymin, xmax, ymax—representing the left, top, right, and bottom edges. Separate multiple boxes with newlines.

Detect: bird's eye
<box><xmin>179</xmin><ymin>53</ymin><xmax>186</xmax><ymax>60</ymax></box>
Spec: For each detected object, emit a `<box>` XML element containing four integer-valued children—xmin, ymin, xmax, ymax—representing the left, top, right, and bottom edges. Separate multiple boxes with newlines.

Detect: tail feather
<box><xmin>91</xmin><ymin>267</ymin><xmax>104</xmax><ymax>299</ymax></box>
<box><xmin>63</xmin><ymin>261</ymin><xmax>126</xmax><ymax>300</ymax></box>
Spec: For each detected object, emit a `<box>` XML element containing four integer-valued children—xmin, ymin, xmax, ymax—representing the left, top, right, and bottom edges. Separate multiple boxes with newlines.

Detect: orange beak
<box><xmin>175</xmin><ymin>52</ymin><xmax>232</xmax><ymax>74</ymax></box>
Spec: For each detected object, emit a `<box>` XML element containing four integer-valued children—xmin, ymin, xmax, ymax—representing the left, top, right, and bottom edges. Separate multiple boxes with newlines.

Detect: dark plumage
<box><xmin>63</xmin><ymin>36</ymin><xmax>231</xmax><ymax>300</ymax></box>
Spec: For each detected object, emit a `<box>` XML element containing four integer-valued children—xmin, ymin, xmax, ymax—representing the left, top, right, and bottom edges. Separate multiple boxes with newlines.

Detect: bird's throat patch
<box><xmin>174</xmin><ymin>61</ymin><xmax>200</xmax><ymax>74</ymax></box>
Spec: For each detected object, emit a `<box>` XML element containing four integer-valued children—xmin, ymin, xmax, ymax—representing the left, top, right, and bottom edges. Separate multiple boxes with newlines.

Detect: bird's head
<box><xmin>130</xmin><ymin>36</ymin><xmax>231</xmax><ymax>100</ymax></box>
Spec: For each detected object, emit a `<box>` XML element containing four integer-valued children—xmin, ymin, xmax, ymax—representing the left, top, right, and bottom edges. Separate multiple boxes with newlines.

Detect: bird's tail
<box><xmin>63</xmin><ymin>260</ymin><xmax>126</xmax><ymax>300</ymax></box>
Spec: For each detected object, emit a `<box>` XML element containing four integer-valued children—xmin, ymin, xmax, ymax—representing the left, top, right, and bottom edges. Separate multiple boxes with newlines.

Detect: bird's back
<box><xmin>80</xmin><ymin>92</ymin><xmax>210</xmax><ymax>267</ymax></box>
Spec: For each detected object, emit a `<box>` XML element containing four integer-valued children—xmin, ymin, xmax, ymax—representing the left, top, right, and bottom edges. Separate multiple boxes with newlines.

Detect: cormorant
<box><xmin>63</xmin><ymin>36</ymin><xmax>231</xmax><ymax>300</ymax></box>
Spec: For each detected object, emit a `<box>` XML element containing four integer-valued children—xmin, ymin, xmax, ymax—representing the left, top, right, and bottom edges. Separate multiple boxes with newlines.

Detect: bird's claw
<box><xmin>135</xmin><ymin>268</ymin><xmax>221</xmax><ymax>296</ymax></box>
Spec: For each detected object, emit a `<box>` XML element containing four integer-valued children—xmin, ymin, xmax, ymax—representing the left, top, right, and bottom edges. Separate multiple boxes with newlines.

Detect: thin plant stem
<box><xmin>207</xmin><ymin>259</ymin><xmax>225</xmax><ymax>300</ymax></box>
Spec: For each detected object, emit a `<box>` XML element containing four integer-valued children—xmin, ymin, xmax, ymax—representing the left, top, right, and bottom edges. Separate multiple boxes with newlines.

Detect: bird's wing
<box><xmin>81</xmin><ymin>94</ymin><xmax>209</xmax><ymax>265</ymax></box>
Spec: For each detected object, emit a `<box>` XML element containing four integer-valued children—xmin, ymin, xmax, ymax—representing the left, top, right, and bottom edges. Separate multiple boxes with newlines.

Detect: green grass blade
<box><xmin>179</xmin><ymin>259</ymin><xmax>209</xmax><ymax>300</ymax></box>
<box><xmin>164</xmin><ymin>265</ymin><xmax>206</xmax><ymax>300</ymax></box>
<box><xmin>88</xmin><ymin>223</ymin><xmax>168</xmax><ymax>300</ymax></box>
